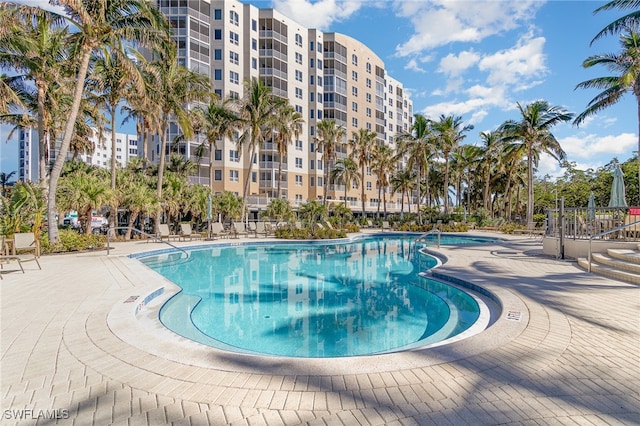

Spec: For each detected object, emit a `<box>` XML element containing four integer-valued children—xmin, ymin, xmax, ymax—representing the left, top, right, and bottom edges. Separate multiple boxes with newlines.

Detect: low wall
<box><xmin>543</xmin><ymin>236</ymin><xmax>638</xmax><ymax>259</ymax></box>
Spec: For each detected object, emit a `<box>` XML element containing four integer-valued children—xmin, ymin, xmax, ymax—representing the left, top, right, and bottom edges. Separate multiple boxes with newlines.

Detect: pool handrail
<box><xmin>587</xmin><ymin>219</ymin><xmax>640</xmax><ymax>272</ymax></box>
<box><xmin>106</xmin><ymin>226</ymin><xmax>189</xmax><ymax>259</ymax></box>
<box><xmin>415</xmin><ymin>227</ymin><xmax>441</xmax><ymax>248</ymax></box>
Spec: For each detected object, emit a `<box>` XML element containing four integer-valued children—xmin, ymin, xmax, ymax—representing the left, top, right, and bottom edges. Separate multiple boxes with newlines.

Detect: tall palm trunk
<box><xmin>156</xmin><ymin>116</ymin><xmax>169</xmax><ymax>232</ymax></box>
<box><xmin>36</xmin><ymin>83</ymin><xmax>47</xmax><ymax>184</ymax></box>
<box><xmin>125</xmin><ymin>209</ymin><xmax>139</xmax><ymax>240</ymax></box>
<box><xmin>209</xmin><ymin>141</ymin><xmax>215</xmax><ymax>194</ymax></box>
<box><xmin>47</xmin><ymin>46</ymin><xmax>92</xmax><ymax>243</ymax></box>
<box><xmin>360</xmin><ymin>163</ymin><xmax>366</xmax><ymax>218</ymax></box>
<box><xmin>416</xmin><ymin>163</ymin><xmax>422</xmax><ymax>224</ymax></box>
<box><xmin>241</xmin><ymin>144</ymin><xmax>258</xmax><ymax>221</ymax></box>
<box><xmin>526</xmin><ymin>145</ymin><xmax>534</xmax><ymax>228</ymax></box>
<box><xmin>323</xmin><ymin>156</ymin><xmax>330</xmax><ymax>206</ymax></box>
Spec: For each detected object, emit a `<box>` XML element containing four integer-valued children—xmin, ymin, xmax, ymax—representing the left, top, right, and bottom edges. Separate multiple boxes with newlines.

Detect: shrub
<box><xmin>40</xmin><ymin>229</ymin><xmax>107</xmax><ymax>253</ymax></box>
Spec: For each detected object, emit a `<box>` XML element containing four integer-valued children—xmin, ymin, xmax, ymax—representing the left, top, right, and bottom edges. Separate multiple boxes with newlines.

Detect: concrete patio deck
<box><xmin>1</xmin><ymin>232</ymin><xmax>638</xmax><ymax>425</ymax></box>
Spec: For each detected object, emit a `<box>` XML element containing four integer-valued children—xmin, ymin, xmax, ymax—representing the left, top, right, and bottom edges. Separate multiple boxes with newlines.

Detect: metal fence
<box><xmin>546</xmin><ymin>206</ymin><xmax>640</xmax><ymax>242</ymax></box>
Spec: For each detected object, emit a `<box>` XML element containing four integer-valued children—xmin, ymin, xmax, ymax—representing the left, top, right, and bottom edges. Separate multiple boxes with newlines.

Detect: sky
<box><xmin>1</xmin><ymin>0</ymin><xmax>637</xmax><ymax>181</ymax></box>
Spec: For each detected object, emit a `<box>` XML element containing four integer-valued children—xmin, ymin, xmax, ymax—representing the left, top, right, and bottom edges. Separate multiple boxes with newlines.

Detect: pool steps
<box><xmin>577</xmin><ymin>246</ymin><xmax>640</xmax><ymax>285</ymax></box>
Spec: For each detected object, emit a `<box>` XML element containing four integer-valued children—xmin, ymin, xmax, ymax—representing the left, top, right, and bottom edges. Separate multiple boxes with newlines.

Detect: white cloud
<box><xmin>478</xmin><ymin>34</ymin><xmax>547</xmax><ymax>87</ymax></box>
<box><xmin>393</xmin><ymin>0</ymin><xmax>543</xmax><ymax>56</ymax></box>
<box><xmin>438</xmin><ymin>50</ymin><xmax>480</xmax><ymax>77</ymax></box>
<box><xmin>404</xmin><ymin>58</ymin><xmax>425</xmax><ymax>73</ymax></box>
<box><xmin>272</xmin><ymin>0</ymin><xmax>365</xmax><ymax>30</ymax></box>
<box><xmin>560</xmin><ymin>132</ymin><xmax>637</xmax><ymax>160</ymax></box>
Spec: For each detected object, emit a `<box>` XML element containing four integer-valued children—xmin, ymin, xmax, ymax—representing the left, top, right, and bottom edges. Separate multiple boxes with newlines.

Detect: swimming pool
<box><xmin>137</xmin><ymin>234</ymin><xmax>495</xmax><ymax>358</ymax></box>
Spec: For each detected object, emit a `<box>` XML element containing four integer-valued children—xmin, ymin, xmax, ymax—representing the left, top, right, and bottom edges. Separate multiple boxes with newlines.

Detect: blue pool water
<box><xmin>138</xmin><ymin>234</ymin><xmax>493</xmax><ymax>358</ymax></box>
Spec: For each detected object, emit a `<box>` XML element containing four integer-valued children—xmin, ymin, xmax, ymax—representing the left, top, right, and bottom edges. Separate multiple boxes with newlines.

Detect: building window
<box><xmin>214</xmin><ymin>9</ymin><xmax>222</xmax><ymax>20</ymax></box>
<box><xmin>252</xmin><ymin>172</ymin><xmax>257</xmax><ymax>183</ymax></box>
<box><xmin>295</xmin><ymin>157</ymin><xmax>302</xmax><ymax>168</ymax></box>
<box><xmin>214</xmin><ymin>29</ymin><xmax>222</xmax><ymax>40</ymax></box>
<box><xmin>310</xmin><ymin>160</ymin><xmax>314</xmax><ymax>169</ymax></box>
<box><xmin>366</xmin><ymin>62</ymin><xmax>371</xmax><ymax>73</ymax></box>
<box><xmin>366</xmin><ymin>182</ymin><xmax>372</xmax><ymax>190</ymax></box>
<box><xmin>352</xmin><ymin>102</ymin><xmax>358</xmax><ymax>112</ymax></box>
<box><xmin>295</xmin><ymin>87</ymin><xmax>303</xmax><ymax>99</ymax></box>
<box><xmin>310</xmin><ymin>92</ymin><xmax>315</xmax><ymax>102</ymax></box>
<box><xmin>366</xmin><ymin>107</ymin><xmax>372</xmax><ymax>117</ymax></box>
<box><xmin>310</xmin><ymin>41</ymin><xmax>314</xmax><ymax>51</ymax></box>
<box><xmin>295</xmin><ymin>52</ymin><xmax>303</xmax><ymax>64</ymax></box>
<box><xmin>295</xmin><ymin>105</ymin><xmax>303</xmax><ymax>114</ymax></box>
<box><xmin>251</xmin><ymin>58</ymin><xmax>257</xmax><ymax>69</ymax></box>
<box><xmin>229</xmin><ymin>10</ymin><xmax>239</xmax><ymax>25</ymax></box>
<box><xmin>214</xmin><ymin>149</ymin><xmax>222</xmax><ymax>161</ymax></box>
<box><xmin>352</xmin><ymin>54</ymin><xmax>358</xmax><ymax>65</ymax></box>
<box><xmin>214</xmin><ymin>49</ymin><xmax>222</xmax><ymax>60</ymax></box>
<box><xmin>229</xmin><ymin>51</ymin><xmax>239</xmax><ymax>64</ymax></box>
<box><xmin>214</xmin><ymin>170</ymin><xmax>222</xmax><ymax>181</ymax></box>
<box><xmin>317</xmin><ymin>177</ymin><xmax>323</xmax><ymax>186</ymax></box>
<box><xmin>317</xmin><ymin>160</ymin><xmax>323</xmax><ymax>170</ymax></box>
<box><xmin>229</xmin><ymin>31</ymin><xmax>239</xmax><ymax>45</ymax></box>
<box><xmin>252</xmin><ymin>19</ymin><xmax>257</xmax><ymax>31</ymax></box>
<box><xmin>296</xmin><ymin>175</ymin><xmax>303</xmax><ymax>186</ymax></box>
<box><xmin>352</xmin><ymin>70</ymin><xmax>357</xmax><ymax>81</ymax></box>
<box><xmin>230</xmin><ymin>91</ymin><xmax>239</xmax><ymax>99</ymax></box>
<box><xmin>366</xmin><ymin>93</ymin><xmax>371</xmax><ymax>103</ymax></box>
<box><xmin>214</xmin><ymin>69</ymin><xmax>222</xmax><ymax>80</ymax></box>
<box><xmin>309</xmin><ymin>75</ymin><xmax>314</xmax><ymax>85</ymax></box>
<box><xmin>295</xmin><ymin>70</ymin><xmax>303</xmax><ymax>82</ymax></box>
<box><xmin>366</xmin><ymin>78</ymin><xmax>371</xmax><ymax>88</ymax></box>
<box><xmin>310</xmin><ymin>109</ymin><xmax>314</xmax><ymax>119</ymax></box>
<box><xmin>295</xmin><ymin>33</ymin><xmax>302</xmax><ymax>46</ymax></box>
<box><xmin>317</xmin><ymin>59</ymin><xmax>322</xmax><ymax>70</ymax></box>
<box><xmin>310</xmin><ymin>176</ymin><xmax>315</xmax><ymax>186</ymax></box>
<box><xmin>352</xmin><ymin>87</ymin><xmax>357</xmax><ymax>96</ymax></box>
<box><xmin>251</xmin><ymin>38</ymin><xmax>257</xmax><ymax>50</ymax></box>
<box><xmin>352</xmin><ymin>117</ymin><xmax>358</xmax><ymax>127</ymax></box>
<box><xmin>295</xmin><ymin>140</ymin><xmax>303</xmax><ymax>150</ymax></box>
<box><xmin>229</xmin><ymin>170</ymin><xmax>239</xmax><ymax>182</ymax></box>
<box><xmin>230</xmin><ymin>71</ymin><xmax>239</xmax><ymax>84</ymax></box>
<box><xmin>230</xmin><ymin>150</ymin><xmax>239</xmax><ymax>162</ymax></box>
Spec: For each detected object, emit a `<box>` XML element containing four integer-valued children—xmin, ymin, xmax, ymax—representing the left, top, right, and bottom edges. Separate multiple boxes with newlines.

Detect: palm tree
<box><xmin>331</xmin><ymin>157</ymin><xmax>360</xmax><ymax>208</ymax></box>
<box><xmin>0</xmin><ymin>7</ymin><xmax>69</xmax><ymax>183</ymax></box>
<box><xmin>390</xmin><ymin>169</ymin><xmax>415</xmax><ymax>219</ymax></box>
<box><xmin>452</xmin><ymin>144</ymin><xmax>483</xmax><ymax>216</ymax></box>
<box><xmin>315</xmin><ymin>119</ymin><xmax>346</xmax><ymax>205</ymax></box>
<box><xmin>499</xmin><ymin>101</ymin><xmax>573</xmax><ymax>228</ymax></box>
<box><xmin>0</xmin><ymin>74</ymin><xmax>25</xmax><ymax>116</ymax></box>
<box><xmin>6</xmin><ymin>0</ymin><xmax>173</xmax><ymax>244</ymax></box>
<box><xmin>120</xmin><ymin>177</ymin><xmax>159</xmax><ymax>239</ymax></box>
<box><xmin>575</xmin><ymin>27</ymin><xmax>640</xmax><ymax>197</ymax></box>
<box><xmin>148</xmin><ymin>47</ymin><xmax>210</xmax><ymax>231</ymax></box>
<box><xmin>396</xmin><ymin>114</ymin><xmax>434</xmax><ymax>224</ymax></box>
<box><xmin>237</xmin><ymin>79</ymin><xmax>282</xmax><ymax>220</ymax></box>
<box><xmin>57</xmin><ymin>166</ymin><xmax>112</xmax><ymax>235</ymax></box>
<box><xmin>272</xmin><ymin>103</ymin><xmax>304</xmax><ymax>198</ymax></box>
<box><xmin>89</xmin><ymin>46</ymin><xmax>145</xmax><ymax>190</ymax></box>
<box><xmin>193</xmin><ymin>96</ymin><xmax>243</xmax><ymax>194</ymax></box>
<box><xmin>0</xmin><ymin>171</ymin><xmax>16</xmax><ymax>197</ymax></box>
<box><xmin>591</xmin><ymin>0</ymin><xmax>640</xmax><ymax>42</ymax></box>
<box><xmin>349</xmin><ymin>128</ymin><xmax>376</xmax><ymax>218</ymax></box>
<box><xmin>371</xmin><ymin>143</ymin><xmax>394</xmax><ymax>219</ymax></box>
<box><xmin>431</xmin><ymin>115</ymin><xmax>473</xmax><ymax>214</ymax></box>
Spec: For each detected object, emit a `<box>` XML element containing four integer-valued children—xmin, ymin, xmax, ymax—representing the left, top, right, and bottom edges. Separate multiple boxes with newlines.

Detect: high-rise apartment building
<box><xmin>155</xmin><ymin>0</ymin><xmax>413</xmax><ymax>215</ymax></box>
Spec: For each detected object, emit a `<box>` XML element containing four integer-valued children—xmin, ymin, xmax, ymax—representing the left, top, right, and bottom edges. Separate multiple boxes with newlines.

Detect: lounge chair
<box><xmin>180</xmin><ymin>223</ymin><xmax>202</xmax><ymax>241</ymax></box>
<box><xmin>211</xmin><ymin>222</ymin><xmax>230</xmax><ymax>239</ymax></box>
<box><xmin>232</xmin><ymin>222</ymin><xmax>249</xmax><ymax>238</ymax></box>
<box><xmin>12</xmin><ymin>232</ymin><xmax>41</xmax><ymax>269</ymax></box>
<box><xmin>382</xmin><ymin>221</ymin><xmax>391</xmax><ymax>231</ymax></box>
<box><xmin>157</xmin><ymin>224</ymin><xmax>179</xmax><ymax>242</ymax></box>
<box><xmin>0</xmin><ymin>236</ymin><xmax>25</xmax><ymax>279</ymax></box>
<box><xmin>253</xmin><ymin>221</ymin><xmax>273</xmax><ymax>238</ymax></box>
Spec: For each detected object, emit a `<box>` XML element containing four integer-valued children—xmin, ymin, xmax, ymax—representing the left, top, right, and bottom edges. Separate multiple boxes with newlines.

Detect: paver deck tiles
<box><xmin>1</xmin><ymin>233</ymin><xmax>638</xmax><ymax>425</ymax></box>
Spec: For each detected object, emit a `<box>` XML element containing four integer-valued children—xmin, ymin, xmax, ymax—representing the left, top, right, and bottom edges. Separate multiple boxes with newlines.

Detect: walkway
<box><xmin>1</xmin><ymin>233</ymin><xmax>638</xmax><ymax>425</ymax></box>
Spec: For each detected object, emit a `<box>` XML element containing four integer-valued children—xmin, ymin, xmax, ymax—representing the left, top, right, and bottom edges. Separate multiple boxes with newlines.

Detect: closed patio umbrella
<box><xmin>608</xmin><ymin>164</ymin><xmax>628</xmax><ymax>208</ymax></box>
<box><xmin>587</xmin><ymin>192</ymin><xmax>596</xmax><ymax>220</ymax></box>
